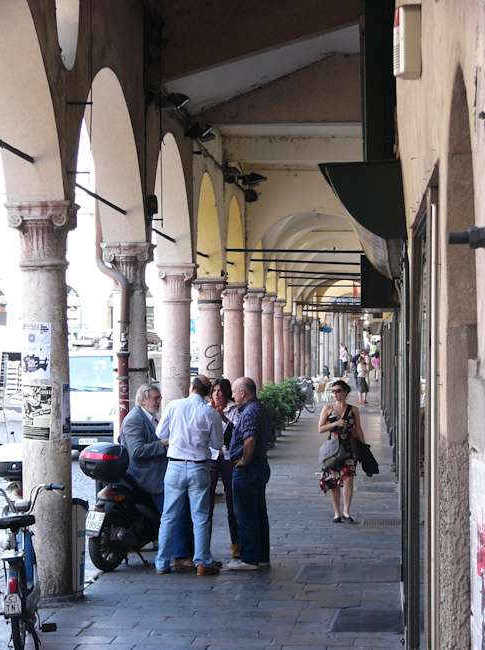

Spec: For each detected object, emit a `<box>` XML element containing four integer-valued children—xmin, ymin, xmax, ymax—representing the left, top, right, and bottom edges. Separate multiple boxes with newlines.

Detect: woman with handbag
<box><xmin>318</xmin><ymin>380</ymin><xmax>365</xmax><ymax>523</ymax></box>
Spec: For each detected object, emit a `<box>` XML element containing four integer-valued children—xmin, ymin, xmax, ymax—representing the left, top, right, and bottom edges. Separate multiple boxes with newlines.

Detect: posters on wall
<box><xmin>22</xmin><ymin>322</ymin><xmax>51</xmax><ymax>382</ymax></box>
<box><xmin>22</xmin><ymin>322</ymin><xmax>52</xmax><ymax>440</ymax></box>
<box><xmin>23</xmin><ymin>385</ymin><xmax>52</xmax><ymax>440</ymax></box>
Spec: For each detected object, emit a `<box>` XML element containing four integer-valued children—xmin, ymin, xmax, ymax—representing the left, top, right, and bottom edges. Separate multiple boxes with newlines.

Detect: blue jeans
<box><xmin>151</xmin><ymin>491</ymin><xmax>194</xmax><ymax>558</ymax></box>
<box><xmin>155</xmin><ymin>461</ymin><xmax>213</xmax><ymax>570</ymax></box>
<box><xmin>232</xmin><ymin>461</ymin><xmax>270</xmax><ymax>565</ymax></box>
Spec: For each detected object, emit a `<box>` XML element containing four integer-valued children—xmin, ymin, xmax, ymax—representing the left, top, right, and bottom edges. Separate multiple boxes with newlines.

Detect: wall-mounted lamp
<box><xmin>239</xmin><ymin>172</ymin><xmax>267</xmax><ymax>186</ymax></box>
<box><xmin>160</xmin><ymin>93</ymin><xmax>190</xmax><ymax>111</ymax></box>
<box><xmin>185</xmin><ymin>123</ymin><xmax>215</xmax><ymax>142</ymax></box>
<box><xmin>222</xmin><ymin>164</ymin><xmax>242</xmax><ymax>184</ymax></box>
<box><xmin>244</xmin><ymin>188</ymin><xmax>258</xmax><ymax>203</ymax></box>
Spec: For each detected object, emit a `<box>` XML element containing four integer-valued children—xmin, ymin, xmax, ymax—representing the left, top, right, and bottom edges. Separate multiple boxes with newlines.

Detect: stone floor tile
<box><xmin>11</xmin><ymin>388</ymin><xmax>404</xmax><ymax>650</ymax></box>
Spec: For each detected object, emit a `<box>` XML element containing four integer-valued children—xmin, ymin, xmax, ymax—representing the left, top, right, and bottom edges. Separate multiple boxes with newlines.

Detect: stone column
<box><xmin>103</xmin><ymin>242</ymin><xmax>153</xmax><ymax>408</ymax></box>
<box><xmin>244</xmin><ymin>289</ymin><xmax>264</xmax><ymax>388</ymax></box>
<box><xmin>283</xmin><ymin>314</ymin><xmax>293</xmax><ymax>379</ymax></box>
<box><xmin>157</xmin><ymin>264</ymin><xmax>195</xmax><ymax>407</ymax></box>
<box><xmin>261</xmin><ymin>294</ymin><xmax>276</xmax><ymax>385</ymax></box>
<box><xmin>8</xmin><ymin>200</ymin><xmax>76</xmax><ymax>597</ymax></box>
<box><xmin>194</xmin><ymin>278</ymin><xmax>226</xmax><ymax>380</ymax></box>
<box><xmin>304</xmin><ymin>319</ymin><xmax>311</xmax><ymax>376</ymax></box>
<box><xmin>293</xmin><ymin>319</ymin><xmax>301</xmax><ymax>378</ymax></box>
<box><xmin>333</xmin><ymin>313</ymin><xmax>341</xmax><ymax>376</ymax></box>
<box><xmin>319</xmin><ymin>324</ymin><xmax>324</xmax><ymax>374</ymax></box>
<box><xmin>222</xmin><ymin>284</ymin><xmax>246</xmax><ymax>384</ymax></box>
<box><xmin>273</xmin><ymin>299</ymin><xmax>285</xmax><ymax>383</ymax></box>
<box><xmin>299</xmin><ymin>319</ymin><xmax>306</xmax><ymax>376</ymax></box>
<box><xmin>310</xmin><ymin>319</ymin><xmax>318</xmax><ymax>377</ymax></box>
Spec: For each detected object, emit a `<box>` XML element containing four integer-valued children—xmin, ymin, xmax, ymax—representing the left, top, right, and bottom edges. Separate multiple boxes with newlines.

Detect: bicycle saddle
<box><xmin>0</xmin><ymin>514</ymin><xmax>35</xmax><ymax>530</ymax></box>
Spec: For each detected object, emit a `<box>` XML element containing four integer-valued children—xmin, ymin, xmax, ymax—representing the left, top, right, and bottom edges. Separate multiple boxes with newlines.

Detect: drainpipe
<box><xmin>95</xmin><ymin>209</ymin><xmax>130</xmax><ymax>429</ymax></box>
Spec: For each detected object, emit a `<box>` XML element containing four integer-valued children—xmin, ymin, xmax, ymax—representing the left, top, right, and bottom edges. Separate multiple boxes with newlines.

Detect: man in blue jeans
<box><xmin>155</xmin><ymin>375</ymin><xmax>223</xmax><ymax>576</ymax></box>
<box><xmin>226</xmin><ymin>377</ymin><xmax>270</xmax><ymax>571</ymax></box>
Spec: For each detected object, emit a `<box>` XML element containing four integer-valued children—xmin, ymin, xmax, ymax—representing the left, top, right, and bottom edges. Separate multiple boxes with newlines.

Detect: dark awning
<box><xmin>319</xmin><ymin>160</ymin><xmax>406</xmax><ymax>279</ymax></box>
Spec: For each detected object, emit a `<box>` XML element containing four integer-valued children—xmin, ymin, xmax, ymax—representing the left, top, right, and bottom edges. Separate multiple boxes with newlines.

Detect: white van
<box><xmin>69</xmin><ymin>349</ymin><xmax>116</xmax><ymax>450</ymax></box>
<box><xmin>70</xmin><ymin>349</ymin><xmax>161</xmax><ymax>449</ymax></box>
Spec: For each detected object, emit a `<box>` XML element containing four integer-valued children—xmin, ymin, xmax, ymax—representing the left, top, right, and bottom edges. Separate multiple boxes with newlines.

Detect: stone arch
<box><xmin>153</xmin><ymin>132</ymin><xmax>192</xmax><ymax>265</ymax></box>
<box><xmin>440</xmin><ymin>64</ymin><xmax>477</xmax><ymax>648</ymax></box>
<box><xmin>445</xmin><ymin>67</ymin><xmax>477</xmax><ymax>444</ymax></box>
<box><xmin>88</xmin><ymin>67</ymin><xmax>145</xmax><ymax>243</ymax></box>
<box><xmin>196</xmin><ymin>172</ymin><xmax>223</xmax><ymax>277</ymax></box>
<box><xmin>226</xmin><ymin>195</ymin><xmax>245</xmax><ymax>283</ymax></box>
<box><xmin>0</xmin><ymin>1</ymin><xmax>63</xmax><ymax>201</ymax></box>
<box><xmin>248</xmin><ymin>240</ymin><xmax>265</xmax><ymax>288</ymax></box>
<box><xmin>55</xmin><ymin>0</ymin><xmax>80</xmax><ymax>70</ymax></box>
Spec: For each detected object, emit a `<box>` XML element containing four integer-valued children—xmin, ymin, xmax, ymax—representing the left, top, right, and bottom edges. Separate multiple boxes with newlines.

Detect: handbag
<box><xmin>319</xmin><ymin>405</ymin><xmax>353</xmax><ymax>471</ymax></box>
<box><xmin>321</xmin><ymin>442</ymin><xmax>352</xmax><ymax>471</ymax></box>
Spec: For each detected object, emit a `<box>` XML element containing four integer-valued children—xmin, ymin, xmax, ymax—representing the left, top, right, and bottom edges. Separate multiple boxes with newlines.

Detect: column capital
<box><xmin>103</xmin><ymin>241</ymin><xmax>154</xmax><ymax>289</ymax></box>
<box><xmin>194</xmin><ymin>277</ymin><xmax>226</xmax><ymax>308</ymax></box>
<box><xmin>283</xmin><ymin>313</ymin><xmax>293</xmax><ymax>331</ymax></box>
<box><xmin>157</xmin><ymin>263</ymin><xmax>196</xmax><ymax>283</ymax></box>
<box><xmin>262</xmin><ymin>293</ymin><xmax>276</xmax><ymax>315</ymax></box>
<box><xmin>243</xmin><ymin>288</ymin><xmax>265</xmax><ymax>312</ymax></box>
<box><xmin>158</xmin><ymin>264</ymin><xmax>195</xmax><ymax>304</ymax></box>
<box><xmin>222</xmin><ymin>283</ymin><xmax>246</xmax><ymax>311</ymax></box>
<box><xmin>273</xmin><ymin>299</ymin><xmax>286</xmax><ymax>318</ymax></box>
<box><xmin>7</xmin><ymin>200</ymin><xmax>77</xmax><ymax>269</ymax></box>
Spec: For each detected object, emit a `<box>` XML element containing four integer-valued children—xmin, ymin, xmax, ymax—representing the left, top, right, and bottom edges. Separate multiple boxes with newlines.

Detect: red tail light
<box><xmin>81</xmin><ymin>451</ymin><xmax>121</xmax><ymax>461</ymax></box>
<box><xmin>8</xmin><ymin>577</ymin><xmax>18</xmax><ymax>593</ymax></box>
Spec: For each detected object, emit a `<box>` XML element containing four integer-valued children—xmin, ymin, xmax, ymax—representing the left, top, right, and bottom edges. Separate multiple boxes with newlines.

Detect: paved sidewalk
<box><xmin>5</xmin><ymin>387</ymin><xmax>403</xmax><ymax>649</ymax></box>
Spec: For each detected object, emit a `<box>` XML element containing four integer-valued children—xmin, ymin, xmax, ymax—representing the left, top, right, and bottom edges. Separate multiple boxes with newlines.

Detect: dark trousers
<box><xmin>209</xmin><ymin>457</ymin><xmax>238</xmax><ymax>545</ymax></box>
<box><xmin>232</xmin><ymin>461</ymin><xmax>270</xmax><ymax>565</ymax></box>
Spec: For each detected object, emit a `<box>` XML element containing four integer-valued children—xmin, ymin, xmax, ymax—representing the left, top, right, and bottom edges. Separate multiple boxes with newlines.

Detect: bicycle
<box><xmin>0</xmin><ymin>482</ymin><xmax>64</xmax><ymax>649</ymax></box>
<box><xmin>296</xmin><ymin>378</ymin><xmax>316</xmax><ymax>414</ymax></box>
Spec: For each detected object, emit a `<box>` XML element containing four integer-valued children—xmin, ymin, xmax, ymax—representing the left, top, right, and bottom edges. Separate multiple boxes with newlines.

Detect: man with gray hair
<box><xmin>119</xmin><ymin>383</ymin><xmax>166</xmax><ymax>511</ymax></box>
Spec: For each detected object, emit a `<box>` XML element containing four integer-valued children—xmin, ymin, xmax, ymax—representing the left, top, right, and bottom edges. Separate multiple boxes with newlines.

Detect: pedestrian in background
<box><xmin>155</xmin><ymin>375</ymin><xmax>223</xmax><ymax>576</ymax></box>
<box><xmin>356</xmin><ymin>353</ymin><xmax>369</xmax><ymax>405</ymax></box>
<box><xmin>371</xmin><ymin>351</ymin><xmax>381</xmax><ymax>382</ymax></box>
<box><xmin>208</xmin><ymin>378</ymin><xmax>239</xmax><ymax>558</ymax></box>
<box><xmin>227</xmin><ymin>377</ymin><xmax>270</xmax><ymax>571</ymax></box>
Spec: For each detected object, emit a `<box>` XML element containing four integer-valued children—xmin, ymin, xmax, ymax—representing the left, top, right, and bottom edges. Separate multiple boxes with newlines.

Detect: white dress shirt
<box><xmin>156</xmin><ymin>393</ymin><xmax>223</xmax><ymax>461</ymax></box>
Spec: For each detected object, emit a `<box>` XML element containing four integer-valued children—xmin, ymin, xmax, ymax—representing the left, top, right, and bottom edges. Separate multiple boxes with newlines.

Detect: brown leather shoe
<box><xmin>174</xmin><ymin>558</ymin><xmax>196</xmax><ymax>573</ymax></box>
<box><xmin>231</xmin><ymin>543</ymin><xmax>241</xmax><ymax>559</ymax></box>
<box><xmin>196</xmin><ymin>563</ymin><xmax>220</xmax><ymax>576</ymax></box>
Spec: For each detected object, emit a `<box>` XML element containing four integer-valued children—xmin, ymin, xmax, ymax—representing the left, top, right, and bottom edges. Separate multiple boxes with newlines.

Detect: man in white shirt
<box><xmin>154</xmin><ymin>375</ymin><xmax>223</xmax><ymax>576</ymax></box>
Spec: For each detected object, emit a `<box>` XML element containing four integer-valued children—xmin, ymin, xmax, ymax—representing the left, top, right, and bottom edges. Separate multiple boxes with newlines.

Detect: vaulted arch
<box><xmin>226</xmin><ymin>195</ymin><xmax>245</xmax><ymax>283</ymax></box>
<box><xmin>196</xmin><ymin>172</ymin><xmax>223</xmax><ymax>277</ymax></box>
<box><xmin>0</xmin><ymin>1</ymin><xmax>63</xmax><ymax>201</ymax></box>
<box><xmin>88</xmin><ymin>67</ymin><xmax>145</xmax><ymax>243</ymax></box>
<box><xmin>154</xmin><ymin>132</ymin><xmax>192</xmax><ymax>265</ymax></box>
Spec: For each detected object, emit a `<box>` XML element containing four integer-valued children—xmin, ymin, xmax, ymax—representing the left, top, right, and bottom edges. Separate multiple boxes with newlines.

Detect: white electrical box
<box><xmin>393</xmin><ymin>5</ymin><xmax>421</xmax><ymax>79</ymax></box>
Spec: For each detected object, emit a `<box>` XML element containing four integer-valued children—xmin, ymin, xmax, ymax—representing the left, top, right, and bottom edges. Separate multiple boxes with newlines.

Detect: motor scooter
<box><xmin>79</xmin><ymin>443</ymin><xmax>160</xmax><ymax>571</ymax></box>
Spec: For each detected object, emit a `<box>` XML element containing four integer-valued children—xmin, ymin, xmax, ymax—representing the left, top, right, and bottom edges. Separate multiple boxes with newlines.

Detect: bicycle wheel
<box><xmin>11</xmin><ymin>616</ymin><xmax>26</xmax><ymax>650</ymax></box>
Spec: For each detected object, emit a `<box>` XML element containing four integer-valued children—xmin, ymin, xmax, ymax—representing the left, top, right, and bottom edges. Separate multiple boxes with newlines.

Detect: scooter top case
<box><xmin>0</xmin><ymin>442</ymin><xmax>23</xmax><ymax>481</ymax></box>
<box><xmin>80</xmin><ymin>442</ymin><xmax>128</xmax><ymax>482</ymax></box>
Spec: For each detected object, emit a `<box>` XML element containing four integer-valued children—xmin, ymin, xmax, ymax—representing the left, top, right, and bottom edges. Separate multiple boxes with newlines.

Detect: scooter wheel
<box><xmin>88</xmin><ymin>523</ymin><xmax>125</xmax><ymax>571</ymax></box>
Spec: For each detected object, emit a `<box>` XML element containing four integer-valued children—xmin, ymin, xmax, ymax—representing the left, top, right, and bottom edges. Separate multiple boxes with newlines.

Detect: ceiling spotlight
<box><xmin>160</xmin><ymin>93</ymin><xmax>190</xmax><ymax>111</ymax></box>
<box><xmin>240</xmin><ymin>172</ymin><xmax>267</xmax><ymax>186</ymax></box>
<box><xmin>223</xmin><ymin>164</ymin><xmax>242</xmax><ymax>184</ymax></box>
<box><xmin>244</xmin><ymin>188</ymin><xmax>258</xmax><ymax>203</ymax></box>
<box><xmin>185</xmin><ymin>123</ymin><xmax>215</xmax><ymax>142</ymax></box>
